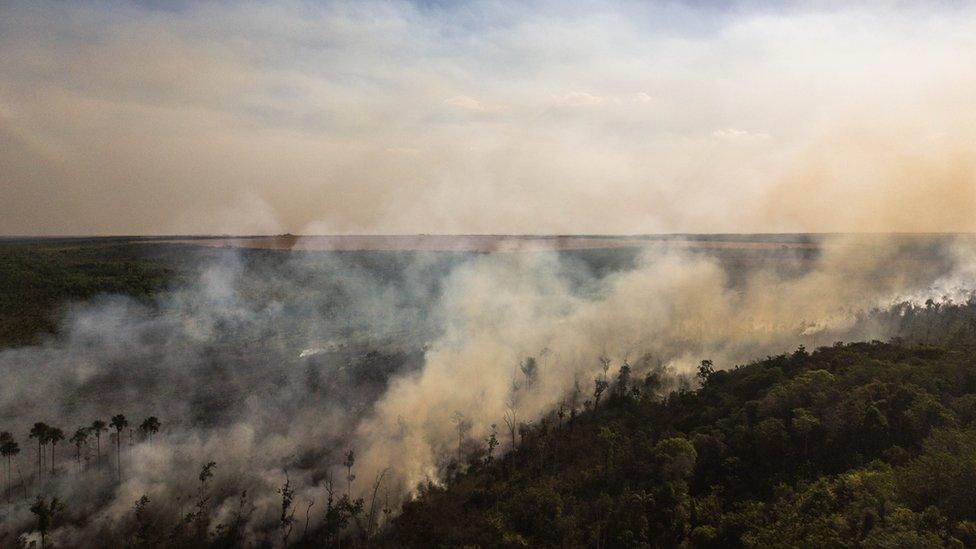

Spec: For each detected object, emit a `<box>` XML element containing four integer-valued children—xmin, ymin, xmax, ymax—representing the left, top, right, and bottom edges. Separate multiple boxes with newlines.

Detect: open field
<box><xmin>152</xmin><ymin>234</ymin><xmax>820</xmax><ymax>252</ymax></box>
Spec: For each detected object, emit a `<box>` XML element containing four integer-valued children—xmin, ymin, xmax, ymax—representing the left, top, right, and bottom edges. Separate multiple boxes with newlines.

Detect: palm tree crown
<box><xmin>139</xmin><ymin>416</ymin><xmax>161</xmax><ymax>442</ymax></box>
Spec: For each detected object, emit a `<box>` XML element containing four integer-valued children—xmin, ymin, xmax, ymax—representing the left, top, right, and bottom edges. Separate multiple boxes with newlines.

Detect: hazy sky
<box><xmin>1</xmin><ymin>1</ymin><xmax>975</xmax><ymax>235</ymax></box>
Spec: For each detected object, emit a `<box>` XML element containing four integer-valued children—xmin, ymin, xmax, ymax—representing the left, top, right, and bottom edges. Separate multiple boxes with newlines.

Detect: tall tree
<box><xmin>451</xmin><ymin>411</ymin><xmax>470</xmax><ymax>468</ymax></box>
<box><xmin>47</xmin><ymin>427</ymin><xmax>64</xmax><ymax>475</ymax></box>
<box><xmin>133</xmin><ymin>494</ymin><xmax>154</xmax><ymax>544</ymax></box>
<box><xmin>69</xmin><ymin>428</ymin><xmax>89</xmax><ymax>467</ymax></box>
<box><xmin>139</xmin><ymin>416</ymin><xmax>161</xmax><ymax>444</ymax></box>
<box><xmin>0</xmin><ymin>432</ymin><xmax>19</xmax><ymax>502</ymax></box>
<box><xmin>504</xmin><ymin>366</ymin><xmax>521</xmax><ymax>454</ymax></box>
<box><xmin>520</xmin><ymin>356</ymin><xmax>539</xmax><ymax>388</ymax></box>
<box><xmin>278</xmin><ymin>470</ymin><xmax>296</xmax><ymax>546</ymax></box>
<box><xmin>484</xmin><ymin>424</ymin><xmax>499</xmax><ymax>466</ymax></box>
<box><xmin>29</xmin><ymin>496</ymin><xmax>65</xmax><ymax>549</ymax></box>
<box><xmin>504</xmin><ymin>397</ymin><xmax>519</xmax><ymax>454</ymax></box>
<box><xmin>28</xmin><ymin>422</ymin><xmax>50</xmax><ymax>481</ymax></box>
<box><xmin>190</xmin><ymin>461</ymin><xmax>217</xmax><ymax>539</ymax></box>
<box><xmin>614</xmin><ymin>361</ymin><xmax>632</xmax><ymax>397</ymax></box>
<box><xmin>366</xmin><ymin>469</ymin><xmax>389</xmax><ymax>539</ymax></box>
<box><xmin>110</xmin><ymin>414</ymin><xmax>128</xmax><ymax>481</ymax></box>
<box><xmin>593</xmin><ymin>378</ymin><xmax>609</xmax><ymax>408</ymax></box>
<box><xmin>90</xmin><ymin>420</ymin><xmax>107</xmax><ymax>467</ymax></box>
<box><xmin>697</xmin><ymin>359</ymin><xmax>714</xmax><ymax>385</ymax></box>
<box><xmin>344</xmin><ymin>450</ymin><xmax>356</xmax><ymax>497</ymax></box>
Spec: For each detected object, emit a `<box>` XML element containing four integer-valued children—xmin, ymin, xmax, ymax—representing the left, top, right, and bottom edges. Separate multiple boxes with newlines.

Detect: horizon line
<box><xmin>2</xmin><ymin>232</ymin><xmax>975</xmax><ymax>240</ymax></box>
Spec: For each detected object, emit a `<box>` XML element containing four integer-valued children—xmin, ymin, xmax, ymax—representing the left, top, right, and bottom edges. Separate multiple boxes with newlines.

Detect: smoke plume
<box><xmin>1</xmin><ymin>236</ymin><xmax>974</xmax><ymax>544</ymax></box>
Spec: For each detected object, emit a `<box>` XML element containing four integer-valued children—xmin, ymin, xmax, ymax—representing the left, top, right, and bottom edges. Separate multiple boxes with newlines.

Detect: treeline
<box><xmin>0</xmin><ymin>241</ymin><xmax>189</xmax><ymax>347</ymax></box>
<box><xmin>871</xmin><ymin>295</ymin><xmax>976</xmax><ymax>347</ymax></box>
<box><xmin>0</xmin><ymin>414</ymin><xmax>159</xmax><ymax>546</ymax></box>
<box><xmin>385</xmin><ymin>339</ymin><xmax>976</xmax><ymax>547</ymax></box>
<box><xmin>1</xmin><ymin>432</ymin><xmax>384</xmax><ymax>547</ymax></box>
<box><xmin>4</xmin><ymin>295</ymin><xmax>976</xmax><ymax>546</ymax></box>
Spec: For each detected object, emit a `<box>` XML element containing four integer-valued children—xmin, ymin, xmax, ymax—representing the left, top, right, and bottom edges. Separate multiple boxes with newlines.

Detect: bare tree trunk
<box><xmin>346</xmin><ymin>464</ymin><xmax>352</xmax><ymax>497</ymax></box>
<box><xmin>367</xmin><ymin>469</ymin><xmax>389</xmax><ymax>537</ymax></box>
<box><xmin>18</xmin><ymin>463</ymin><xmax>27</xmax><ymax>500</ymax></box>
<box><xmin>302</xmin><ymin>499</ymin><xmax>315</xmax><ymax>543</ymax></box>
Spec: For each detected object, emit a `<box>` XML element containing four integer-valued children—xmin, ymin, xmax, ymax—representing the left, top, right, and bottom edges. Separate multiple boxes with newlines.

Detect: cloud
<box><xmin>444</xmin><ymin>96</ymin><xmax>492</xmax><ymax>111</ymax></box>
<box><xmin>712</xmin><ymin>128</ymin><xmax>771</xmax><ymax>140</ymax></box>
<box><xmin>549</xmin><ymin>91</ymin><xmax>653</xmax><ymax>107</ymax></box>
<box><xmin>0</xmin><ymin>1</ymin><xmax>974</xmax><ymax>234</ymax></box>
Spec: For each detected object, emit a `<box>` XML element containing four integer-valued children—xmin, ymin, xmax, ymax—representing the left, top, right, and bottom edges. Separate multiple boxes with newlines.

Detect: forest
<box><xmin>2</xmin><ymin>238</ymin><xmax>976</xmax><ymax>547</ymax></box>
<box><xmin>1</xmin><ymin>299</ymin><xmax>975</xmax><ymax>546</ymax></box>
<box><xmin>4</xmin><ymin>0</ymin><xmax>976</xmax><ymax>545</ymax></box>
<box><xmin>387</xmin><ymin>302</ymin><xmax>976</xmax><ymax>547</ymax></box>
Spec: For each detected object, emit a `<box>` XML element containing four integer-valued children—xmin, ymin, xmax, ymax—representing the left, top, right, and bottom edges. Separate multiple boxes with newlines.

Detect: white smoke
<box><xmin>0</xmin><ymin>235</ymin><xmax>972</xmax><ymax>544</ymax></box>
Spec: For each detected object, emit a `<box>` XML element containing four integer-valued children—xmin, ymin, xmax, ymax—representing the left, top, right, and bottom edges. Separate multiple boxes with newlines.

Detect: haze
<box><xmin>1</xmin><ymin>0</ymin><xmax>975</xmax><ymax>235</ymax></box>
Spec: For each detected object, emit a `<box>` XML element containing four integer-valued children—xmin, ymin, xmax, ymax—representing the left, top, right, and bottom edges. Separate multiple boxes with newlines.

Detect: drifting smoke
<box><xmin>0</xmin><ymin>236</ymin><xmax>974</xmax><ymax>544</ymax></box>
<box><xmin>353</xmin><ymin>235</ymin><xmax>974</xmax><ymax>494</ymax></box>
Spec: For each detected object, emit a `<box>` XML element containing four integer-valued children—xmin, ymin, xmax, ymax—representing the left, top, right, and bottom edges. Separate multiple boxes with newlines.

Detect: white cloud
<box><xmin>444</xmin><ymin>95</ymin><xmax>488</xmax><ymax>110</ymax></box>
<box><xmin>550</xmin><ymin>91</ymin><xmax>653</xmax><ymax>107</ymax></box>
<box><xmin>712</xmin><ymin>128</ymin><xmax>772</xmax><ymax>140</ymax></box>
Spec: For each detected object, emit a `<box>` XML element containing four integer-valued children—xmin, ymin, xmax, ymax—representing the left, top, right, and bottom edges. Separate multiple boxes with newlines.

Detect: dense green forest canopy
<box><xmin>0</xmin><ymin>240</ymin><xmax>190</xmax><ymax>347</ymax></box>
<box><xmin>387</xmin><ymin>328</ymin><xmax>976</xmax><ymax>547</ymax></box>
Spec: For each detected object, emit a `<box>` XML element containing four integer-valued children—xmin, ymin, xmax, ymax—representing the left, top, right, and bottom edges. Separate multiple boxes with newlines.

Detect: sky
<box><xmin>1</xmin><ymin>0</ymin><xmax>975</xmax><ymax>235</ymax></box>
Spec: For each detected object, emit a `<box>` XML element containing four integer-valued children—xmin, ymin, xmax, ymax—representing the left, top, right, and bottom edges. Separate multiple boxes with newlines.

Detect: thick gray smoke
<box><xmin>0</xmin><ymin>248</ymin><xmax>451</xmax><ymax>544</ymax></box>
<box><xmin>0</xmin><ymin>236</ymin><xmax>973</xmax><ymax>545</ymax></box>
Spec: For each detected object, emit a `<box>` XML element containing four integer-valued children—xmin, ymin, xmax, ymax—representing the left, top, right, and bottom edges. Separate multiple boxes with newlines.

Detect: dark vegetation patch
<box><xmin>387</xmin><ymin>332</ymin><xmax>976</xmax><ymax>547</ymax></box>
<box><xmin>3</xmin><ymin>237</ymin><xmax>975</xmax><ymax>546</ymax></box>
<box><xmin>0</xmin><ymin>240</ymin><xmax>198</xmax><ymax>347</ymax></box>
<box><xmin>0</xmin><ymin>238</ymin><xmax>815</xmax><ymax>349</ymax></box>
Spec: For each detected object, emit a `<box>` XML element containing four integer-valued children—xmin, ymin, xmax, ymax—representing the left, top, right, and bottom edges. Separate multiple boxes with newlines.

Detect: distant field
<box><xmin>0</xmin><ymin>235</ymin><xmax>820</xmax><ymax>348</ymax></box>
<box><xmin>7</xmin><ymin>234</ymin><xmax>962</xmax><ymax>349</ymax></box>
<box><xmin>0</xmin><ymin>240</ymin><xmax>198</xmax><ymax>347</ymax></box>
<box><xmin>153</xmin><ymin>234</ymin><xmax>820</xmax><ymax>252</ymax></box>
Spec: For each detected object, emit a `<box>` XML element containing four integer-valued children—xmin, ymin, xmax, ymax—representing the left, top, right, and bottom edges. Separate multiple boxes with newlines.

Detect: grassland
<box><xmin>0</xmin><ymin>239</ymin><xmax>197</xmax><ymax>347</ymax></box>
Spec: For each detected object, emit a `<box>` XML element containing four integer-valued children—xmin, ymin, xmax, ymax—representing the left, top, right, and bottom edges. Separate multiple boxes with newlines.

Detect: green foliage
<box><xmin>388</xmin><ymin>341</ymin><xmax>976</xmax><ymax>547</ymax></box>
<box><xmin>133</xmin><ymin>494</ymin><xmax>157</xmax><ymax>546</ymax></box>
<box><xmin>29</xmin><ymin>496</ymin><xmax>65</xmax><ymax>547</ymax></box>
<box><xmin>139</xmin><ymin>416</ymin><xmax>161</xmax><ymax>442</ymax></box>
<box><xmin>321</xmin><ymin>473</ymin><xmax>365</xmax><ymax>545</ymax></box>
<box><xmin>0</xmin><ymin>240</ymin><xmax>190</xmax><ymax>348</ymax></box>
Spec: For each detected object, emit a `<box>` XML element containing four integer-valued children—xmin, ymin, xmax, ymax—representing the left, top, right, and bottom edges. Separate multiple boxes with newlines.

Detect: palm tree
<box><xmin>139</xmin><ymin>416</ymin><xmax>161</xmax><ymax>444</ymax></box>
<box><xmin>69</xmin><ymin>429</ymin><xmax>89</xmax><ymax>467</ymax></box>
<box><xmin>110</xmin><ymin>414</ymin><xmax>128</xmax><ymax>481</ymax></box>
<box><xmin>0</xmin><ymin>432</ymin><xmax>20</xmax><ymax>502</ymax></box>
<box><xmin>47</xmin><ymin>427</ymin><xmax>64</xmax><ymax>475</ymax></box>
<box><xmin>28</xmin><ymin>423</ymin><xmax>50</xmax><ymax>481</ymax></box>
<box><xmin>90</xmin><ymin>420</ymin><xmax>107</xmax><ymax>467</ymax></box>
